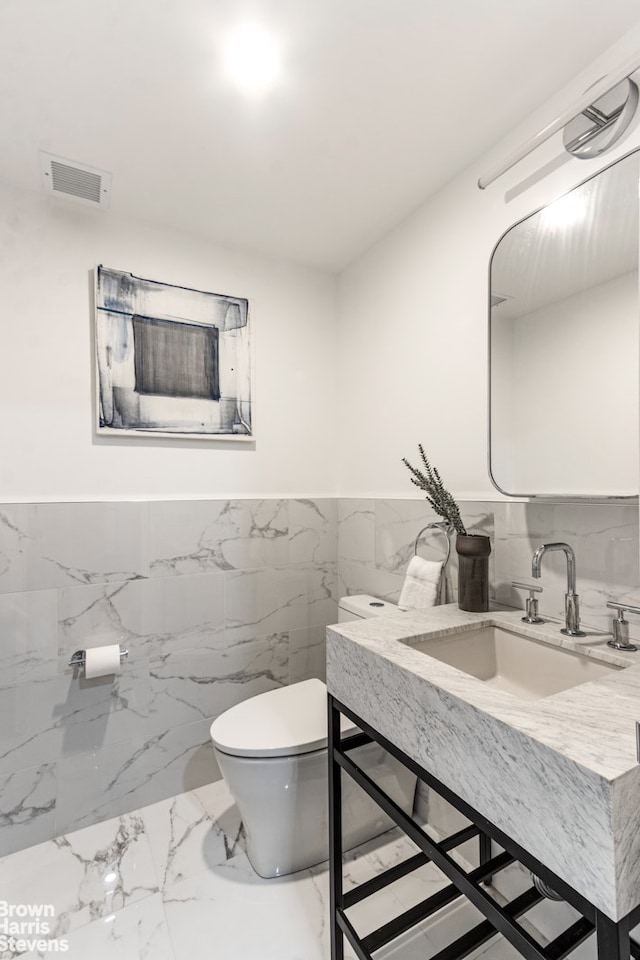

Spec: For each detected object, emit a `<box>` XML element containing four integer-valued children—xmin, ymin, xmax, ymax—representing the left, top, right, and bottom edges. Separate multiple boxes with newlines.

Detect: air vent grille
<box><xmin>491</xmin><ymin>292</ymin><xmax>511</xmax><ymax>308</ymax></box>
<box><xmin>40</xmin><ymin>152</ymin><xmax>111</xmax><ymax>208</ymax></box>
<box><xmin>51</xmin><ymin>161</ymin><xmax>102</xmax><ymax>202</ymax></box>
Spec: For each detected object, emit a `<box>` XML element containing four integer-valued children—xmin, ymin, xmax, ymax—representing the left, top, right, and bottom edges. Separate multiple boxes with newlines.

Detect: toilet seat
<box><xmin>210</xmin><ymin>678</ymin><xmax>358</xmax><ymax>759</ymax></box>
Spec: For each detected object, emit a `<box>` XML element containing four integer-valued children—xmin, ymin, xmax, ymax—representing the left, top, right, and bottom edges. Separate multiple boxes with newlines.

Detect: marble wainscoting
<box><xmin>1</xmin><ymin>494</ymin><xmax>636</xmax><ymax>860</ymax></box>
<box><xmin>493</xmin><ymin>499</ymin><xmax>640</xmax><ymax>637</ymax></box>
<box><xmin>337</xmin><ymin>497</ymin><xmax>640</xmax><ymax>636</ymax></box>
<box><xmin>337</xmin><ymin>498</ymin><xmax>496</xmax><ymax>606</ymax></box>
<box><xmin>0</xmin><ymin>499</ymin><xmax>337</xmax><ymax>856</ymax></box>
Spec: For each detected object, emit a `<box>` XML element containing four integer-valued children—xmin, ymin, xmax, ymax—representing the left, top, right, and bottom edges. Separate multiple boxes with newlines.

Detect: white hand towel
<box><xmin>398</xmin><ymin>556</ymin><xmax>443</xmax><ymax>610</ymax></box>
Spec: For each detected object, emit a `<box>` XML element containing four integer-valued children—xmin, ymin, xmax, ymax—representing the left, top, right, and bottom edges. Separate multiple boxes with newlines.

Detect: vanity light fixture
<box><xmin>562</xmin><ymin>78</ymin><xmax>639</xmax><ymax>159</ymax></box>
<box><xmin>478</xmin><ymin>51</ymin><xmax>640</xmax><ymax>189</ymax></box>
<box><xmin>222</xmin><ymin>23</ymin><xmax>281</xmax><ymax>96</ymax></box>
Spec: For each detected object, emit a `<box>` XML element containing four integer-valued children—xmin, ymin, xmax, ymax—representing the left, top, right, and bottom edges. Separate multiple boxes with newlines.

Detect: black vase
<box><xmin>456</xmin><ymin>534</ymin><xmax>491</xmax><ymax>612</ymax></box>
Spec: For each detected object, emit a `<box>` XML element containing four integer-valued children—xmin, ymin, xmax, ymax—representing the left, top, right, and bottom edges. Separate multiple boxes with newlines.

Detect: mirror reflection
<box><xmin>489</xmin><ymin>150</ymin><xmax>639</xmax><ymax>497</ymax></box>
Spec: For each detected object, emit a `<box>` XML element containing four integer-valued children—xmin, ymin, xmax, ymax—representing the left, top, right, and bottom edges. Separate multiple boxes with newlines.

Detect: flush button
<box><xmin>370</xmin><ymin>601</ymin><xmax>384</xmax><ymax>607</ymax></box>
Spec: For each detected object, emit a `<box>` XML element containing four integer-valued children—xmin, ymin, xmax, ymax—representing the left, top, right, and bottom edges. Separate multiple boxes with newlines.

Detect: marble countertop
<box><xmin>326</xmin><ymin>603</ymin><xmax>640</xmax><ymax>921</ymax></box>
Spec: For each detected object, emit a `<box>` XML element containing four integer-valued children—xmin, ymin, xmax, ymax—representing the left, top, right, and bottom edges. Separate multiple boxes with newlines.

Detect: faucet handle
<box><xmin>606</xmin><ymin>601</ymin><xmax>640</xmax><ymax>651</ymax></box>
<box><xmin>512</xmin><ymin>580</ymin><xmax>542</xmax><ymax>594</ymax></box>
<box><xmin>512</xmin><ymin>581</ymin><xmax>544</xmax><ymax>624</ymax></box>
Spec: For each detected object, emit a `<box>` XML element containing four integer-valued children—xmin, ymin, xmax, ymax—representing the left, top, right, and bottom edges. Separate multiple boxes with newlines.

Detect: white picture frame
<box><xmin>94</xmin><ymin>266</ymin><xmax>253</xmax><ymax>440</ymax></box>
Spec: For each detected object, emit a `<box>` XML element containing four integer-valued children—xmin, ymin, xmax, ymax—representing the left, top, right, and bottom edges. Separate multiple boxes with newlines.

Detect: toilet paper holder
<box><xmin>68</xmin><ymin>648</ymin><xmax>129</xmax><ymax>669</ymax></box>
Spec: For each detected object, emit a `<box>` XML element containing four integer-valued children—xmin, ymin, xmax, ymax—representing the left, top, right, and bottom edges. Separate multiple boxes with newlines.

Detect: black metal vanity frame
<box><xmin>328</xmin><ymin>695</ymin><xmax>640</xmax><ymax>960</ymax></box>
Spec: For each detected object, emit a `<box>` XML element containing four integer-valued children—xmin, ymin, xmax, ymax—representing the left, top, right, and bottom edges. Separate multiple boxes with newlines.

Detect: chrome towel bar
<box><xmin>413</xmin><ymin>521</ymin><xmax>453</xmax><ymax>566</ymax></box>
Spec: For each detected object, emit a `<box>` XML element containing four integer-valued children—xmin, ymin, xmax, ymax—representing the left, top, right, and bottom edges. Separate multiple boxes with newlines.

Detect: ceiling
<box><xmin>2</xmin><ymin>0</ymin><xmax>640</xmax><ymax>272</ymax></box>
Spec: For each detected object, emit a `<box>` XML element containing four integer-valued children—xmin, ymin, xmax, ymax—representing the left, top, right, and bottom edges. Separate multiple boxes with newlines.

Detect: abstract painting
<box><xmin>94</xmin><ymin>266</ymin><xmax>252</xmax><ymax>439</ymax></box>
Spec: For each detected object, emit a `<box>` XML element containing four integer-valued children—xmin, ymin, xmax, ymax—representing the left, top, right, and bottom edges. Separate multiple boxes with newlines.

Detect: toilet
<box><xmin>209</xmin><ymin>595</ymin><xmax>416</xmax><ymax>878</ymax></box>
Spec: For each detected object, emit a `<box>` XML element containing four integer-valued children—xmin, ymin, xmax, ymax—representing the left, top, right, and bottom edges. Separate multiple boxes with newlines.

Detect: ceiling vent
<box><xmin>490</xmin><ymin>292</ymin><xmax>512</xmax><ymax>308</ymax></box>
<box><xmin>40</xmin><ymin>152</ymin><xmax>111</xmax><ymax>208</ymax></box>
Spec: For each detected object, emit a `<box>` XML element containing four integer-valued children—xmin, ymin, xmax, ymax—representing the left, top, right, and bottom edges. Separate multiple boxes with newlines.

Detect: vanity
<box><xmin>323</xmin><ymin>127</ymin><xmax>640</xmax><ymax>960</ymax></box>
<box><xmin>326</xmin><ymin>605</ymin><xmax>640</xmax><ymax>959</ymax></box>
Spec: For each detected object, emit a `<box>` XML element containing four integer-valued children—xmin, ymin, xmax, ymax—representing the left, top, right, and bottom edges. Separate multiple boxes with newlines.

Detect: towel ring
<box><xmin>413</xmin><ymin>521</ymin><xmax>453</xmax><ymax>566</ymax></box>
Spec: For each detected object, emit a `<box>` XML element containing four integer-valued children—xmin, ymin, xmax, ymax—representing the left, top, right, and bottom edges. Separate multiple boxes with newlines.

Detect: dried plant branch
<box><xmin>402</xmin><ymin>444</ymin><xmax>467</xmax><ymax>535</ymax></box>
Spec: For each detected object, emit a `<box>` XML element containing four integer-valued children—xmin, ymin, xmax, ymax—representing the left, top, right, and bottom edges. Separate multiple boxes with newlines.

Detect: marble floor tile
<box><xmin>471</xmin><ymin>935</ymin><xmax>527</xmax><ymax>959</ymax></box>
<box><xmin>141</xmin><ymin>780</ymin><xmax>244</xmax><ymax>894</ymax></box>
<box><xmin>162</xmin><ymin>852</ymin><xmax>329</xmax><ymax>960</ymax></box>
<box><xmin>0</xmin><ymin>778</ymin><xmax>580</xmax><ymax>960</ymax></box>
<box><xmin>19</xmin><ymin>894</ymin><xmax>175</xmax><ymax>960</ymax></box>
<box><xmin>310</xmin><ymin>854</ymin><xmax>434</xmax><ymax>960</ymax></box>
<box><xmin>0</xmin><ymin>811</ymin><xmax>158</xmax><ymax>941</ymax></box>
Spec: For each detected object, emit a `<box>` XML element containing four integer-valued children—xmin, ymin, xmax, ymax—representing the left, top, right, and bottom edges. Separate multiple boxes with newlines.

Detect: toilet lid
<box><xmin>209</xmin><ymin>678</ymin><xmax>358</xmax><ymax>759</ymax></box>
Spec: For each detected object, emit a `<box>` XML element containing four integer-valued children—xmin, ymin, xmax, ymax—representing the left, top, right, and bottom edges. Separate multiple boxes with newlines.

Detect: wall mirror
<box><xmin>489</xmin><ymin>150</ymin><xmax>639</xmax><ymax>498</ymax></box>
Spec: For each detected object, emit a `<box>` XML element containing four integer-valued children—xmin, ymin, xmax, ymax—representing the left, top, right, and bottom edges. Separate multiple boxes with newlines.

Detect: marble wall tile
<box><xmin>58</xmin><ymin>573</ymin><xmax>226</xmax><ymax>664</ymax></box>
<box><xmin>0</xmin><ymin>666</ymin><xmax>154</xmax><ymax>774</ymax></box>
<box><xmin>339</xmin><ymin>499</ymin><xmax>497</xmax><ymax>608</ymax></box>
<box><xmin>147</xmin><ymin>499</ymin><xmax>289</xmax><ymax>577</ymax></box>
<box><xmin>341</xmin><ymin>497</ymin><xmax>637</xmax><ymax>636</ymax></box>
<box><xmin>58</xmin><ymin>664</ymin><xmax>154</xmax><ymax>757</ymax></box>
<box><xmin>375</xmin><ymin>499</ymin><xmax>442</xmax><ymax>572</ymax></box>
<box><xmin>223</xmin><ymin>567</ymin><xmax>293</xmax><ymax>641</ymax></box>
<box><xmin>289</xmin><ymin>498</ymin><xmax>337</xmax><ymax>564</ymax></box>
<box><xmin>0</xmin><ymin>497</ymin><xmax>345</xmax><ymax>851</ymax></box>
<box><xmin>412</xmin><ymin>782</ymin><xmax>430</xmax><ymax>826</ymax></box>
<box><xmin>0</xmin><ymin>502</ymin><xmax>148</xmax><ymax>594</ymax></box>
<box><xmin>0</xmin><ymin>761</ymin><xmax>56</xmax><ymax>857</ymax></box>
<box><xmin>0</xmin><ymin>675</ymin><xmax>65</xmax><ymax>774</ymax></box>
<box><xmin>0</xmin><ymin>589</ymin><xmax>58</xmax><ymax>687</ymax></box>
<box><xmin>277</xmin><ymin>562</ymin><xmax>337</xmax><ymax>632</ymax></box>
<box><xmin>55</xmin><ymin>719</ymin><xmax>216</xmax><ymax>835</ymax></box>
<box><xmin>494</xmin><ymin>500</ymin><xmax>640</xmax><ymax>634</ymax></box>
<box><xmin>147</xmin><ymin>635</ymin><xmax>289</xmax><ymax>732</ymax></box>
<box><xmin>337</xmin><ymin>559</ymin><xmax>405</xmax><ymax>605</ymax></box>
<box><xmin>338</xmin><ymin>499</ymin><xmax>375</xmax><ymax>564</ymax></box>
<box><xmin>0</xmin><ymin>504</ymin><xmax>30</xmax><ymax>594</ymax></box>
<box><xmin>224</xmin><ymin>562</ymin><xmax>337</xmax><ymax>642</ymax></box>
<box><xmin>289</xmin><ymin>625</ymin><xmax>327</xmax><ymax>683</ymax></box>
<box><xmin>0</xmin><ymin>636</ymin><xmax>286</xmax><ymax>781</ymax></box>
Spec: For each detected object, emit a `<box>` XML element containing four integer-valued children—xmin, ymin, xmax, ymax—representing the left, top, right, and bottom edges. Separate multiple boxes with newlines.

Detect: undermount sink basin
<box><xmin>410</xmin><ymin>626</ymin><xmax>622</xmax><ymax>701</ymax></box>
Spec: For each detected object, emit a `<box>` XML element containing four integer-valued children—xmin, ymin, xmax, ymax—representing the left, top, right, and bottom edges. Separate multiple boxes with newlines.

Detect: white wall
<box><xmin>0</xmin><ymin>184</ymin><xmax>338</xmax><ymax>500</ymax></box>
<box><xmin>337</xmin><ymin>28</ymin><xmax>640</xmax><ymax>499</ymax></box>
<box><xmin>4</xmin><ymin>25</ymin><xmax>640</xmax><ymax>504</ymax></box>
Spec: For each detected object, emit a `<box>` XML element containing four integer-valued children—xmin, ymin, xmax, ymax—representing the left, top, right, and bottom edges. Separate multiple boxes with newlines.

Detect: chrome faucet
<box><xmin>531</xmin><ymin>542</ymin><xmax>586</xmax><ymax>637</ymax></box>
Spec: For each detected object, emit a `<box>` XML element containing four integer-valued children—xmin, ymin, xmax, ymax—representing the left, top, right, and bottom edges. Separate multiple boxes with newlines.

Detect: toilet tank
<box><xmin>338</xmin><ymin>594</ymin><xmax>398</xmax><ymax>623</ymax></box>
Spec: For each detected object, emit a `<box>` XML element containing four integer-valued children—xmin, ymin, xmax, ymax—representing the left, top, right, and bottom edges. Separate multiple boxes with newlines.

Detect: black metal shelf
<box><xmin>328</xmin><ymin>694</ymin><xmax>640</xmax><ymax>960</ymax></box>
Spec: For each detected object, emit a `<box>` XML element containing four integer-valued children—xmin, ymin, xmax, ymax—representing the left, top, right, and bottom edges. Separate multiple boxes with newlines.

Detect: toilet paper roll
<box><xmin>84</xmin><ymin>644</ymin><xmax>121</xmax><ymax>679</ymax></box>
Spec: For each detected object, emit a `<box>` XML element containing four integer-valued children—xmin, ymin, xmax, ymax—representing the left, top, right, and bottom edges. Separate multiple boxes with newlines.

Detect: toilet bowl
<box><xmin>210</xmin><ymin>595</ymin><xmax>416</xmax><ymax>879</ymax></box>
